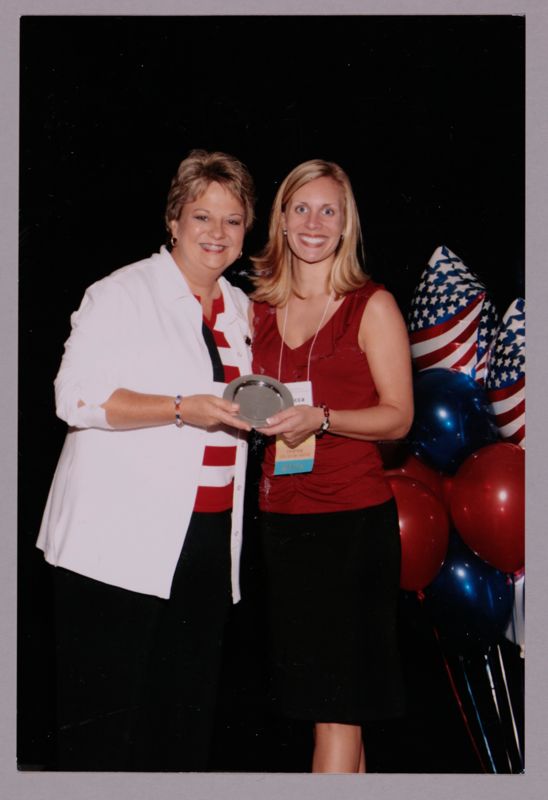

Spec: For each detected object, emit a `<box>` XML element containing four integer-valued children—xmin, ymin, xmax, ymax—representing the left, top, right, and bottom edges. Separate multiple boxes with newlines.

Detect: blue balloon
<box><xmin>422</xmin><ymin>531</ymin><xmax>514</xmax><ymax>651</ymax></box>
<box><xmin>410</xmin><ymin>368</ymin><xmax>499</xmax><ymax>473</ymax></box>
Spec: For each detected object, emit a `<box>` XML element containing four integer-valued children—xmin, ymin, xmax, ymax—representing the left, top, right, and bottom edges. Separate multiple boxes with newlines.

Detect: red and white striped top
<box><xmin>193</xmin><ymin>294</ymin><xmax>241</xmax><ymax>512</ymax></box>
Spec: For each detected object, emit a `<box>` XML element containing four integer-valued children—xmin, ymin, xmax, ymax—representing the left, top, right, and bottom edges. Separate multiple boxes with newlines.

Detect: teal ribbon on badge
<box><xmin>274</xmin><ymin>457</ymin><xmax>314</xmax><ymax>475</ymax></box>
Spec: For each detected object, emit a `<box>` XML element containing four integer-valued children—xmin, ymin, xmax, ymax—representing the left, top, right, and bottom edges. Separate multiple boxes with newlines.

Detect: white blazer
<box><xmin>37</xmin><ymin>247</ymin><xmax>252</xmax><ymax>601</ymax></box>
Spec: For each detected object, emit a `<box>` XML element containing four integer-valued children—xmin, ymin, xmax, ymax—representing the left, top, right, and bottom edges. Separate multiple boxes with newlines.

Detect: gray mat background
<box><xmin>2</xmin><ymin>1</ymin><xmax>546</xmax><ymax>798</ymax></box>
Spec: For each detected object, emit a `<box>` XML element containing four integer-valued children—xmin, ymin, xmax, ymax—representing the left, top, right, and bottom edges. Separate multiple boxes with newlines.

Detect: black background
<box><xmin>19</xmin><ymin>15</ymin><xmax>524</xmax><ymax>772</ymax></box>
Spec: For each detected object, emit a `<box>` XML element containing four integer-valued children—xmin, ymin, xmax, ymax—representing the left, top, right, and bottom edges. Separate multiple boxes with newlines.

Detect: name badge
<box><xmin>274</xmin><ymin>381</ymin><xmax>315</xmax><ymax>475</ymax></box>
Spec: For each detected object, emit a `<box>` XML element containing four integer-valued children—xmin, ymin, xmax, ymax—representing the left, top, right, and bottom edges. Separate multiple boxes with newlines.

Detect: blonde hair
<box><xmin>251</xmin><ymin>159</ymin><xmax>368</xmax><ymax>306</ymax></box>
<box><xmin>165</xmin><ymin>149</ymin><xmax>255</xmax><ymax>236</ymax></box>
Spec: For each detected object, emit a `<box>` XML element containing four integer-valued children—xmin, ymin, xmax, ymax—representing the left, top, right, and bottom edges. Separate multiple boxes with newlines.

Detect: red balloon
<box><xmin>388</xmin><ymin>475</ymin><xmax>450</xmax><ymax>592</ymax></box>
<box><xmin>441</xmin><ymin>476</ymin><xmax>454</xmax><ymax>511</ymax></box>
<box><xmin>385</xmin><ymin>453</ymin><xmax>445</xmax><ymax>502</ymax></box>
<box><xmin>449</xmin><ymin>443</ymin><xmax>524</xmax><ymax>573</ymax></box>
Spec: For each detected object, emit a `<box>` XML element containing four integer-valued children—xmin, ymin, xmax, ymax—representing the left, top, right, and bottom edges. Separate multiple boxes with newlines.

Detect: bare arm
<box><xmin>99</xmin><ymin>388</ymin><xmax>251</xmax><ymax>431</ymax></box>
<box><xmin>256</xmin><ymin>290</ymin><xmax>413</xmax><ymax>447</ymax></box>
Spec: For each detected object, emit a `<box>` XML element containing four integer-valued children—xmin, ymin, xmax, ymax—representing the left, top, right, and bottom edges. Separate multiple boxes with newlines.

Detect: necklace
<box><xmin>277</xmin><ymin>292</ymin><xmax>334</xmax><ymax>382</ymax></box>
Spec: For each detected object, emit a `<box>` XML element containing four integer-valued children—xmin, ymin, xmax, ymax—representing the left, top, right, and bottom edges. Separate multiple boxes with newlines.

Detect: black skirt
<box><xmin>260</xmin><ymin>499</ymin><xmax>405</xmax><ymax>724</ymax></box>
<box><xmin>52</xmin><ymin>510</ymin><xmax>232</xmax><ymax>771</ymax></box>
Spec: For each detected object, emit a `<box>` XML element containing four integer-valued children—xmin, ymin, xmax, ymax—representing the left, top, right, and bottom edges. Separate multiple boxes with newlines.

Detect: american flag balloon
<box><xmin>408</xmin><ymin>245</ymin><xmax>499</xmax><ymax>383</ymax></box>
<box><xmin>485</xmin><ymin>298</ymin><xmax>525</xmax><ymax>448</ymax></box>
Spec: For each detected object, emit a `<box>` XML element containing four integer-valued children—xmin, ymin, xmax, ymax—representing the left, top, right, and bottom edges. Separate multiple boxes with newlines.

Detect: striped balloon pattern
<box><xmin>408</xmin><ymin>245</ymin><xmax>499</xmax><ymax>383</ymax></box>
<box><xmin>485</xmin><ymin>298</ymin><xmax>525</xmax><ymax>448</ymax></box>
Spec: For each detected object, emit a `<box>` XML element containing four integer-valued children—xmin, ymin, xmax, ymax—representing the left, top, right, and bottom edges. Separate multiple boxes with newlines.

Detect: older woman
<box><xmin>37</xmin><ymin>149</ymin><xmax>255</xmax><ymax>771</ymax></box>
<box><xmin>250</xmin><ymin>159</ymin><xmax>413</xmax><ymax>773</ymax></box>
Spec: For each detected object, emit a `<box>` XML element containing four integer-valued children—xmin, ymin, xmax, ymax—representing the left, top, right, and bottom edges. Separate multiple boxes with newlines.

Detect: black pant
<box><xmin>52</xmin><ymin>511</ymin><xmax>232</xmax><ymax>771</ymax></box>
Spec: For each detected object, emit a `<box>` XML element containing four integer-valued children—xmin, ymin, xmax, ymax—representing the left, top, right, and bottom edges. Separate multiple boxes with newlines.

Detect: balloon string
<box><xmin>417</xmin><ymin>593</ymin><xmax>488</xmax><ymax>773</ymax></box>
<box><xmin>483</xmin><ymin>653</ymin><xmax>502</xmax><ymax>720</ymax></box>
<box><xmin>459</xmin><ymin>654</ymin><xmax>497</xmax><ymax>773</ymax></box>
<box><xmin>483</xmin><ymin>652</ymin><xmax>513</xmax><ymax>771</ymax></box>
<box><xmin>496</xmin><ymin>644</ymin><xmax>524</xmax><ymax>769</ymax></box>
<box><xmin>440</xmin><ymin>641</ymin><xmax>490</xmax><ymax>773</ymax></box>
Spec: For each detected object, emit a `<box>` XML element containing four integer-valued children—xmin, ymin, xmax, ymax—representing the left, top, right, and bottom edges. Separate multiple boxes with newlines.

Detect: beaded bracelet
<box><xmin>315</xmin><ymin>403</ymin><xmax>330</xmax><ymax>437</ymax></box>
<box><xmin>174</xmin><ymin>394</ymin><xmax>184</xmax><ymax>428</ymax></box>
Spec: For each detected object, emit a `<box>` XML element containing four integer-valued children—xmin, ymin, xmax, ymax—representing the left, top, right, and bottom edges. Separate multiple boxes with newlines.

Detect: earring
<box><xmin>283</xmin><ymin>229</ymin><xmax>287</xmax><ymax>236</ymax></box>
<box><xmin>170</xmin><ymin>235</ymin><xmax>177</xmax><ymax>247</ymax></box>
<box><xmin>238</xmin><ymin>250</ymin><xmax>243</xmax><ymax>259</ymax></box>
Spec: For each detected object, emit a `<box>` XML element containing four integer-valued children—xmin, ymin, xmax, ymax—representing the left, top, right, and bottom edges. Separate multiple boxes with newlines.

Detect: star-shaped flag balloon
<box><xmin>485</xmin><ymin>298</ymin><xmax>525</xmax><ymax>448</ymax></box>
<box><xmin>408</xmin><ymin>245</ymin><xmax>499</xmax><ymax>383</ymax></box>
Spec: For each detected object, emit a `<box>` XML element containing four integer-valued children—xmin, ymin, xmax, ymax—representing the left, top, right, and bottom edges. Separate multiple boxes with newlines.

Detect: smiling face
<box><xmin>169</xmin><ymin>181</ymin><xmax>245</xmax><ymax>286</ymax></box>
<box><xmin>282</xmin><ymin>176</ymin><xmax>345</xmax><ymax>270</ymax></box>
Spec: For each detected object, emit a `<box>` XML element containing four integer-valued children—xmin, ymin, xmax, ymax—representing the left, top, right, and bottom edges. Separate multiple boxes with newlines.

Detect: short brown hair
<box><xmin>165</xmin><ymin>149</ymin><xmax>256</xmax><ymax>234</ymax></box>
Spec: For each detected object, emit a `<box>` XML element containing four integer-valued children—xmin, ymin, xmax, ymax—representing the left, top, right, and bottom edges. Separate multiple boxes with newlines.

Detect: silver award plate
<box><xmin>223</xmin><ymin>374</ymin><xmax>293</xmax><ymax>427</ymax></box>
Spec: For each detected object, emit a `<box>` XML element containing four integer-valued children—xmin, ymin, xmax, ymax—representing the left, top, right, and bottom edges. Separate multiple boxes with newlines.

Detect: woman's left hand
<box><xmin>256</xmin><ymin>405</ymin><xmax>324</xmax><ymax>448</ymax></box>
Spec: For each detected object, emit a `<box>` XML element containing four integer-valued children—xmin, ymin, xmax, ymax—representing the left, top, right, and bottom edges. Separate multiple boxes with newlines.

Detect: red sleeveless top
<box><xmin>251</xmin><ymin>282</ymin><xmax>393</xmax><ymax>514</ymax></box>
